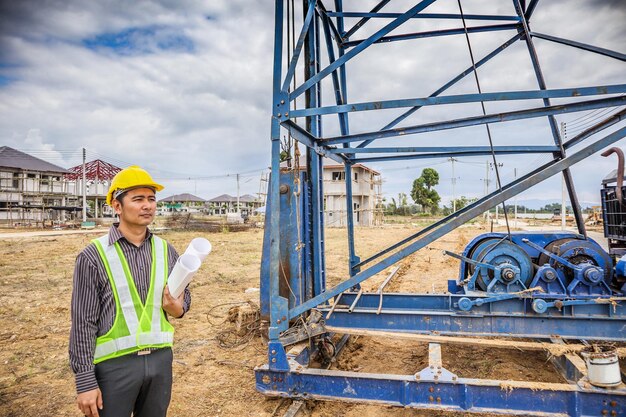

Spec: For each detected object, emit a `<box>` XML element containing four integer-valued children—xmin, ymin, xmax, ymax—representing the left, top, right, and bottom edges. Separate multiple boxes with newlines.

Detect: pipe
<box><xmin>601</xmin><ymin>147</ymin><xmax>624</xmax><ymax>205</ymax></box>
<box><xmin>325</xmin><ymin>293</ymin><xmax>343</xmax><ymax>320</ymax></box>
<box><xmin>377</xmin><ymin>266</ymin><xmax>401</xmax><ymax>314</ymax></box>
<box><xmin>348</xmin><ymin>288</ymin><xmax>364</xmax><ymax>313</ymax></box>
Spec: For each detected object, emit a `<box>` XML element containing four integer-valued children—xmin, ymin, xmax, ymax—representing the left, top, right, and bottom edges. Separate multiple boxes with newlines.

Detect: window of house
<box><xmin>332</xmin><ymin>171</ymin><xmax>345</xmax><ymax>181</ymax></box>
<box><xmin>27</xmin><ymin>173</ymin><xmax>36</xmax><ymax>178</ymax></box>
<box><xmin>323</xmin><ymin>197</ymin><xmax>327</xmax><ymax>211</ymax></box>
<box><xmin>354</xmin><ymin>172</ymin><xmax>358</xmax><ymax>182</ymax></box>
<box><xmin>12</xmin><ymin>172</ymin><xmax>19</xmax><ymax>188</ymax></box>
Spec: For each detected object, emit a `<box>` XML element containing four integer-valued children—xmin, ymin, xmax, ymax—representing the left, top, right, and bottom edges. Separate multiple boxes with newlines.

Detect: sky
<box><xmin>0</xmin><ymin>0</ymin><xmax>624</xmax><ymax>208</ymax></box>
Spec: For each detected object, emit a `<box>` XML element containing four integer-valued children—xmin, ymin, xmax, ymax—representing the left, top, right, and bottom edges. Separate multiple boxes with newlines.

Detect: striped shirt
<box><xmin>69</xmin><ymin>224</ymin><xmax>191</xmax><ymax>394</ymax></box>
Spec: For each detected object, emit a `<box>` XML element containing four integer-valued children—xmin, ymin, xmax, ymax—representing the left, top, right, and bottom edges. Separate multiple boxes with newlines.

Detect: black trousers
<box><xmin>95</xmin><ymin>348</ymin><xmax>173</xmax><ymax>417</ymax></box>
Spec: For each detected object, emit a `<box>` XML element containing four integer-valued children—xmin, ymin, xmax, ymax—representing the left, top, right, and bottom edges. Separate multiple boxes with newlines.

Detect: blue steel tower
<box><xmin>258</xmin><ymin>1</ymin><xmax>626</xmax><ymax>414</ymax></box>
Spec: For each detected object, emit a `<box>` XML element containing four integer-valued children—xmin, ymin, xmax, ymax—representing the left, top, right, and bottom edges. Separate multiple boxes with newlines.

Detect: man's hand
<box><xmin>77</xmin><ymin>388</ymin><xmax>102</xmax><ymax>417</ymax></box>
<box><xmin>162</xmin><ymin>286</ymin><xmax>185</xmax><ymax>318</ymax></box>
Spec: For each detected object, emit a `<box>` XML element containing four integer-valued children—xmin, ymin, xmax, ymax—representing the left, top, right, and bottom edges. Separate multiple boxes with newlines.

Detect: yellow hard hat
<box><xmin>106</xmin><ymin>166</ymin><xmax>164</xmax><ymax>206</ymax></box>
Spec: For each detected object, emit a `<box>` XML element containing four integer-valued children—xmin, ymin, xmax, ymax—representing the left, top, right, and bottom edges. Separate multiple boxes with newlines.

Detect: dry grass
<box><xmin>0</xmin><ymin>221</ymin><xmax>616</xmax><ymax>417</ymax></box>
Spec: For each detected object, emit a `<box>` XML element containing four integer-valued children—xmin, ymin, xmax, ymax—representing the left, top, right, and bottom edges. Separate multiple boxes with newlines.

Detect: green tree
<box><xmin>386</xmin><ymin>197</ymin><xmax>397</xmax><ymax>215</ymax></box>
<box><xmin>452</xmin><ymin>196</ymin><xmax>476</xmax><ymax>211</ymax></box>
<box><xmin>396</xmin><ymin>193</ymin><xmax>410</xmax><ymax>215</ymax></box>
<box><xmin>540</xmin><ymin>203</ymin><xmax>572</xmax><ymax>213</ymax></box>
<box><xmin>411</xmin><ymin>168</ymin><xmax>441</xmax><ymax>214</ymax></box>
<box><xmin>442</xmin><ymin>196</ymin><xmax>477</xmax><ymax>215</ymax></box>
<box><xmin>421</xmin><ymin>168</ymin><xmax>439</xmax><ymax>189</ymax></box>
<box><xmin>386</xmin><ymin>193</ymin><xmax>414</xmax><ymax>215</ymax></box>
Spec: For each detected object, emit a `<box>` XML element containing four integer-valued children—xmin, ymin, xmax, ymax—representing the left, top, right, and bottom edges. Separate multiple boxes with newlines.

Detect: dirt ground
<box><xmin>0</xmin><ymin>221</ymin><xmax>619</xmax><ymax>417</ymax></box>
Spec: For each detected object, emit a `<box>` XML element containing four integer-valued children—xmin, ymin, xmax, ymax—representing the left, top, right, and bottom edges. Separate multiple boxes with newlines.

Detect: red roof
<box><xmin>64</xmin><ymin>159</ymin><xmax>122</xmax><ymax>181</ymax></box>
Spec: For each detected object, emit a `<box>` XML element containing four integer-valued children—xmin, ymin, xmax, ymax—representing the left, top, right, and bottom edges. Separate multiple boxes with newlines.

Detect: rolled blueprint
<box><xmin>183</xmin><ymin>237</ymin><xmax>212</xmax><ymax>261</ymax></box>
<box><xmin>167</xmin><ymin>253</ymin><xmax>202</xmax><ymax>298</ymax></box>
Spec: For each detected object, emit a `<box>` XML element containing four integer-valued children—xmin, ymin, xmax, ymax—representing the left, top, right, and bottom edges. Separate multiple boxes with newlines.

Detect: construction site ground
<box><xmin>0</xmin><ymin>219</ymin><xmax>621</xmax><ymax>417</ymax></box>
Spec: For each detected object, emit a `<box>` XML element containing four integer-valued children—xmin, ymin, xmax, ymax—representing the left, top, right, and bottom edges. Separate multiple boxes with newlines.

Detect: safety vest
<box><xmin>91</xmin><ymin>234</ymin><xmax>174</xmax><ymax>364</ymax></box>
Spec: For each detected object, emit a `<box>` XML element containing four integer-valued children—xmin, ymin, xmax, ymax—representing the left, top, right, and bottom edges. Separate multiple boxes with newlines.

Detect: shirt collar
<box><xmin>108</xmin><ymin>223</ymin><xmax>152</xmax><ymax>246</ymax></box>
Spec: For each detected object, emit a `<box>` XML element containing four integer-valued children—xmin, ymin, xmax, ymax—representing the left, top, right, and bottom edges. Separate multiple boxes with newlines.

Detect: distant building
<box><xmin>0</xmin><ymin>146</ymin><xmax>77</xmax><ymax>225</ymax></box>
<box><xmin>158</xmin><ymin>193</ymin><xmax>205</xmax><ymax>215</ymax></box>
<box><xmin>280</xmin><ymin>156</ymin><xmax>383</xmax><ymax>227</ymax></box>
<box><xmin>206</xmin><ymin>194</ymin><xmax>262</xmax><ymax>216</ymax></box>
<box><xmin>323</xmin><ymin>162</ymin><xmax>383</xmax><ymax>227</ymax></box>
<box><xmin>64</xmin><ymin>159</ymin><xmax>122</xmax><ymax>218</ymax></box>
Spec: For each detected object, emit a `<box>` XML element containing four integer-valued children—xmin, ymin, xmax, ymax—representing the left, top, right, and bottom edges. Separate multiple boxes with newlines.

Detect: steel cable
<box><xmin>457</xmin><ymin>0</ymin><xmax>511</xmax><ymax>238</ymax></box>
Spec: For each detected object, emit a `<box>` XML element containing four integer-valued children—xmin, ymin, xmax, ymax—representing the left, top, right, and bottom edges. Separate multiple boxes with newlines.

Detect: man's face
<box><xmin>112</xmin><ymin>187</ymin><xmax>156</xmax><ymax>227</ymax></box>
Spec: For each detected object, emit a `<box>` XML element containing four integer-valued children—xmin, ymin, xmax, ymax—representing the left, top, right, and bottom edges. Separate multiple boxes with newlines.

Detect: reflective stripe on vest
<box><xmin>92</xmin><ymin>234</ymin><xmax>173</xmax><ymax>363</ymax></box>
<box><xmin>93</xmin><ymin>332</ymin><xmax>174</xmax><ymax>358</ymax></box>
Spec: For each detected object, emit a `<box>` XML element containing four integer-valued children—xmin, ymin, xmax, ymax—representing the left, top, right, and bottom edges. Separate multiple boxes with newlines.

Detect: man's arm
<box><xmin>69</xmin><ymin>250</ymin><xmax>101</xmax><ymax>393</ymax></box>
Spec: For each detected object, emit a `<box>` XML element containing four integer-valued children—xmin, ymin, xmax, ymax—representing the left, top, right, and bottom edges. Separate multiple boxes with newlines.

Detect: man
<box><xmin>69</xmin><ymin>166</ymin><xmax>191</xmax><ymax>417</ymax></box>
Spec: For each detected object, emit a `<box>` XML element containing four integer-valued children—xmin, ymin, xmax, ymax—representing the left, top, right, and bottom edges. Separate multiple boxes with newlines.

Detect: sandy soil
<box><xmin>0</xmin><ymin>222</ymin><xmax>618</xmax><ymax>417</ymax></box>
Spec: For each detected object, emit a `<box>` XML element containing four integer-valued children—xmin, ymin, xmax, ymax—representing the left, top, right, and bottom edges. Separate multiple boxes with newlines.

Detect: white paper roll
<box><xmin>183</xmin><ymin>237</ymin><xmax>212</xmax><ymax>261</ymax></box>
<box><xmin>167</xmin><ymin>253</ymin><xmax>202</xmax><ymax>298</ymax></box>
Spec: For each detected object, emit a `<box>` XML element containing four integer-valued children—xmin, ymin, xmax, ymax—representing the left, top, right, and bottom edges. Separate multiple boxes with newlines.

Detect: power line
<box><xmin>379</xmin><ymin>159</ymin><xmax>448</xmax><ymax>173</ymax></box>
<box><xmin>87</xmin><ymin>150</ymin><xmax>268</xmax><ymax>180</ymax></box>
<box><xmin>563</xmin><ymin>94</ymin><xmax>625</xmax><ymax>126</ymax></box>
<box><xmin>564</xmin><ymin>105</ymin><xmax>625</xmax><ymax>137</ymax></box>
<box><xmin>566</xmin><ymin>106</ymin><xmax>621</xmax><ymax>128</ymax></box>
<box><xmin>14</xmin><ymin>147</ymin><xmax>269</xmax><ymax>182</ymax></box>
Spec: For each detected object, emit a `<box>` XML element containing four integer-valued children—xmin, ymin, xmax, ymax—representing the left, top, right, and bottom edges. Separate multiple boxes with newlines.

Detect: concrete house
<box><xmin>280</xmin><ymin>156</ymin><xmax>383</xmax><ymax>227</ymax></box>
<box><xmin>158</xmin><ymin>193</ymin><xmax>206</xmax><ymax>215</ymax></box>
<box><xmin>0</xmin><ymin>146</ymin><xmax>76</xmax><ymax>225</ymax></box>
<box><xmin>206</xmin><ymin>194</ymin><xmax>262</xmax><ymax>216</ymax></box>
<box><xmin>322</xmin><ymin>161</ymin><xmax>383</xmax><ymax>227</ymax></box>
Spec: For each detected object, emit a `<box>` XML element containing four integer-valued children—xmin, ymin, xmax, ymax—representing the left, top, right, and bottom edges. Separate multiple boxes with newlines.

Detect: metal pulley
<box><xmin>535</xmin><ymin>238</ymin><xmax>613</xmax><ymax>296</ymax></box>
<box><xmin>465</xmin><ymin>238</ymin><xmax>533</xmax><ymax>292</ymax></box>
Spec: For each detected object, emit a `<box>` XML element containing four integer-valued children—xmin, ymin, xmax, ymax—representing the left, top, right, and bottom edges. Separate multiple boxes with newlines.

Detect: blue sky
<box><xmin>82</xmin><ymin>26</ymin><xmax>195</xmax><ymax>55</ymax></box>
<box><xmin>0</xmin><ymin>0</ymin><xmax>624</xmax><ymax>207</ymax></box>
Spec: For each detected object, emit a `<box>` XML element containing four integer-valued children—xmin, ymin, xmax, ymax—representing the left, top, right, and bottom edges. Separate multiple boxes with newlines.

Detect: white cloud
<box><xmin>0</xmin><ymin>0</ymin><xmax>623</xmax><ymax>205</ymax></box>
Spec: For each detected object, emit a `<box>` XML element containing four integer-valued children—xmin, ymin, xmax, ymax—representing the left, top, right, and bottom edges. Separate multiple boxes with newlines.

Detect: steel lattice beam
<box><xmin>261</xmin><ymin>1</ymin><xmax>626</xmax><ymax>414</ymax></box>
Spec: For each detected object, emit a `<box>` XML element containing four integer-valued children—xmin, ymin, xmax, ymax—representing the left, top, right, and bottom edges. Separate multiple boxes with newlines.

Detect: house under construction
<box><xmin>281</xmin><ymin>156</ymin><xmax>383</xmax><ymax>227</ymax></box>
<box><xmin>64</xmin><ymin>159</ymin><xmax>121</xmax><ymax>218</ymax></box>
<box><xmin>0</xmin><ymin>146</ymin><xmax>80</xmax><ymax>226</ymax></box>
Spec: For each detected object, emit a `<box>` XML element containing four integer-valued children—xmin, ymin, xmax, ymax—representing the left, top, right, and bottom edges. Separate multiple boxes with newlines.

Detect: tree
<box><xmin>411</xmin><ymin>168</ymin><xmax>441</xmax><ymax>214</ymax></box>
<box><xmin>540</xmin><ymin>202</ymin><xmax>572</xmax><ymax>213</ymax></box>
<box><xmin>386</xmin><ymin>193</ymin><xmax>417</xmax><ymax>215</ymax></box>
<box><xmin>442</xmin><ymin>196</ymin><xmax>476</xmax><ymax>215</ymax></box>
<box><xmin>395</xmin><ymin>193</ymin><xmax>410</xmax><ymax>215</ymax></box>
<box><xmin>421</xmin><ymin>168</ymin><xmax>439</xmax><ymax>189</ymax></box>
<box><xmin>451</xmin><ymin>196</ymin><xmax>476</xmax><ymax>211</ymax></box>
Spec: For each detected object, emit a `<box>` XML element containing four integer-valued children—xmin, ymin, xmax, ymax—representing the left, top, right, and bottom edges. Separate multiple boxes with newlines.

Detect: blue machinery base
<box><xmin>255</xmin><ymin>286</ymin><xmax>626</xmax><ymax>417</ymax></box>
<box><xmin>256</xmin><ymin>364</ymin><xmax>625</xmax><ymax>417</ymax></box>
<box><xmin>256</xmin><ymin>364</ymin><xmax>625</xmax><ymax>416</ymax></box>
<box><xmin>323</xmin><ymin>292</ymin><xmax>626</xmax><ymax>341</ymax></box>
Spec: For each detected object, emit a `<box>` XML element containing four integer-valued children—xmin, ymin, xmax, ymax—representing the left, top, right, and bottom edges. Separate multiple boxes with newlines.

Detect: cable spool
<box><xmin>538</xmin><ymin>238</ymin><xmax>613</xmax><ymax>294</ymax></box>
<box><xmin>468</xmin><ymin>239</ymin><xmax>533</xmax><ymax>292</ymax></box>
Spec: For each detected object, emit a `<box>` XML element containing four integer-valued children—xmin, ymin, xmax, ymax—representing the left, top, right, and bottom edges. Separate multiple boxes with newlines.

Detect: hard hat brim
<box><xmin>106</xmin><ymin>166</ymin><xmax>164</xmax><ymax>206</ymax></box>
<box><xmin>107</xmin><ymin>183</ymin><xmax>164</xmax><ymax>206</ymax></box>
